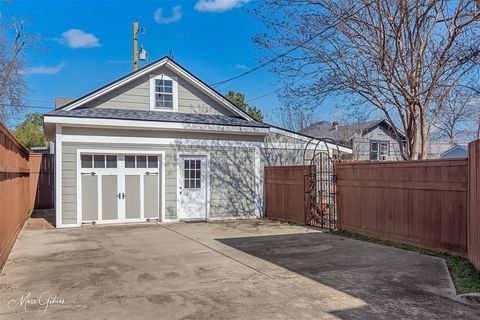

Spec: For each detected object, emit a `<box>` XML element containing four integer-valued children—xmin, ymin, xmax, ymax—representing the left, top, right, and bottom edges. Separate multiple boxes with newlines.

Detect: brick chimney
<box><xmin>55</xmin><ymin>97</ymin><xmax>75</xmax><ymax>109</ymax></box>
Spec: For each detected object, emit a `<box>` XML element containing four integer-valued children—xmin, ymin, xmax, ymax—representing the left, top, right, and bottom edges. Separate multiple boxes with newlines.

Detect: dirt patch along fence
<box><xmin>468</xmin><ymin>139</ymin><xmax>480</xmax><ymax>270</ymax></box>
<box><xmin>336</xmin><ymin>159</ymin><xmax>468</xmax><ymax>254</ymax></box>
<box><xmin>0</xmin><ymin>122</ymin><xmax>31</xmax><ymax>269</ymax></box>
<box><xmin>264</xmin><ymin>166</ymin><xmax>309</xmax><ymax>224</ymax></box>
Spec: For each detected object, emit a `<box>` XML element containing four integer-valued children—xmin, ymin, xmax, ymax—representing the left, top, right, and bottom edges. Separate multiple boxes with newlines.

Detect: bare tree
<box><xmin>431</xmin><ymin>87</ymin><xmax>480</xmax><ymax>143</ymax></box>
<box><xmin>253</xmin><ymin>0</ymin><xmax>480</xmax><ymax>159</ymax></box>
<box><xmin>278</xmin><ymin>99</ymin><xmax>319</xmax><ymax>131</ymax></box>
<box><xmin>0</xmin><ymin>18</ymin><xmax>36</xmax><ymax>122</ymax></box>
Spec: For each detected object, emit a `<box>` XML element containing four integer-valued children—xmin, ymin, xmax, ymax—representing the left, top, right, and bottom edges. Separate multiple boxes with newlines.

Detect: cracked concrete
<box><xmin>0</xmin><ymin>220</ymin><xmax>479</xmax><ymax>319</ymax></box>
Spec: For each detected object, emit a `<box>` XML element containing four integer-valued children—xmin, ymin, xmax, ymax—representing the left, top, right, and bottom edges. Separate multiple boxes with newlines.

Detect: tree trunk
<box><xmin>407</xmin><ymin>125</ymin><xmax>419</xmax><ymax>160</ymax></box>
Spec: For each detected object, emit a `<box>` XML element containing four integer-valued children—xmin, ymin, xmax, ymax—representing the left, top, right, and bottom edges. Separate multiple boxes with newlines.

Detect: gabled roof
<box><xmin>300</xmin><ymin>119</ymin><xmax>405</xmax><ymax>142</ymax></box>
<box><xmin>57</xmin><ymin>56</ymin><xmax>255</xmax><ymax>121</ymax></box>
<box><xmin>441</xmin><ymin>144</ymin><xmax>468</xmax><ymax>158</ymax></box>
<box><xmin>47</xmin><ymin>108</ymin><xmax>268</xmax><ymax>128</ymax></box>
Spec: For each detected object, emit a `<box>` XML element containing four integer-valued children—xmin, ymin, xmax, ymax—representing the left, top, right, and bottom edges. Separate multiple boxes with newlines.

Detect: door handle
<box><xmin>122</xmin><ymin>193</ymin><xmax>125</xmax><ymax>199</ymax></box>
<box><xmin>117</xmin><ymin>193</ymin><xmax>121</xmax><ymax>199</ymax></box>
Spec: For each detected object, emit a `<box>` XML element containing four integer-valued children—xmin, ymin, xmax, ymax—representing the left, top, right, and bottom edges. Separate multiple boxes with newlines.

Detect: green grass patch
<box><xmin>331</xmin><ymin>230</ymin><xmax>480</xmax><ymax>294</ymax></box>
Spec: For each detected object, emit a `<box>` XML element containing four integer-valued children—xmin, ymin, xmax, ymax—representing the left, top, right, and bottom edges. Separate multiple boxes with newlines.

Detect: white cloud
<box><xmin>235</xmin><ymin>64</ymin><xmax>248</xmax><ymax>70</ymax></box>
<box><xmin>194</xmin><ymin>0</ymin><xmax>249</xmax><ymax>12</ymax></box>
<box><xmin>24</xmin><ymin>63</ymin><xmax>65</xmax><ymax>75</ymax></box>
<box><xmin>55</xmin><ymin>29</ymin><xmax>100</xmax><ymax>48</ymax></box>
<box><xmin>154</xmin><ymin>5</ymin><xmax>183</xmax><ymax>24</ymax></box>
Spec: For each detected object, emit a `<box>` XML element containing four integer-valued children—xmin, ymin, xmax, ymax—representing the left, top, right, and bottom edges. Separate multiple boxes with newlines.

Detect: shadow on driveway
<box><xmin>217</xmin><ymin>232</ymin><xmax>480</xmax><ymax>319</ymax></box>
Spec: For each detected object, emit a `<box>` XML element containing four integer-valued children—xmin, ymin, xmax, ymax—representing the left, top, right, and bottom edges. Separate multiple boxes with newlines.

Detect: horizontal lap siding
<box><xmin>83</xmin><ymin>67</ymin><xmax>235</xmax><ymax>117</ymax></box>
<box><xmin>62</xmin><ymin>142</ymin><xmax>257</xmax><ymax>221</ymax></box>
<box><xmin>336</xmin><ymin>159</ymin><xmax>468</xmax><ymax>254</ymax></box>
<box><xmin>62</xmin><ymin>143</ymin><xmax>177</xmax><ymax>223</ymax></box>
<box><xmin>208</xmin><ymin>147</ymin><xmax>256</xmax><ymax>219</ymax></box>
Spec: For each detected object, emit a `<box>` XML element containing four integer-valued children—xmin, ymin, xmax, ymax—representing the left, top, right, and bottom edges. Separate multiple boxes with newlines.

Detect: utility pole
<box><xmin>133</xmin><ymin>20</ymin><xmax>139</xmax><ymax>71</ymax></box>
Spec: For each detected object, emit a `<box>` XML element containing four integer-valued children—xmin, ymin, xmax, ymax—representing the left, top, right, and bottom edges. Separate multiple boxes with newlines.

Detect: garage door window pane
<box><xmin>106</xmin><ymin>155</ymin><xmax>117</xmax><ymax>168</ymax></box>
<box><xmin>81</xmin><ymin>155</ymin><xmax>93</xmax><ymax>168</ymax></box>
<box><xmin>125</xmin><ymin>155</ymin><xmax>136</xmax><ymax>168</ymax></box>
<box><xmin>148</xmin><ymin>156</ymin><xmax>158</xmax><ymax>168</ymax></box>
<box><xmin>136</xmin><ymin>155</ymin><xmax>147</xmax><ymax>168</ymax></box>
<box><xmin>94</xmin><ymin>155</ymin><xmax>105</xmax><ymax>168</ymax></box>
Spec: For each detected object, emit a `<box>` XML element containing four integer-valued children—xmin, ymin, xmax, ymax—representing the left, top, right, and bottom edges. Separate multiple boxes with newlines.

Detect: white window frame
<box><xmin>370</xmin><ymin>141</ymin><xmax>389</xmax><ymax>160</ymax></box>
<box><xmin>149</xmin><ymin>74</ymin><xmax>178</xmax><ymax>112</ymax></box>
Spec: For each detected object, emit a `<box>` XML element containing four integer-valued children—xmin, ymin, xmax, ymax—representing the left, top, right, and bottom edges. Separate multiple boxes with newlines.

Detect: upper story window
<box><xmin>370</xmin><ymin>141</ymin><xmax>389</xmax><ymax>160</ymax></box>
<box><xmin>150</xmin><ymin>74</ymin><xmax>178</xmax><ymax>111</ymax></box>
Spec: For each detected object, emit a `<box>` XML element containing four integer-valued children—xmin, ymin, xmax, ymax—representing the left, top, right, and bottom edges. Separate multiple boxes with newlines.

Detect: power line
<box><xmin>245</xmin><ymin>74</ymin><xmax>317</xmax><ymax>104</ymax></box>
<box><xmin>210</xmin><ymin>1</ymin><xmax>373</xmax><ymax>88</ymax></box>
<box><xmin>1</xmin><ymin>103</ymin><xmax>53</xmax><ymax>110</ymax></box>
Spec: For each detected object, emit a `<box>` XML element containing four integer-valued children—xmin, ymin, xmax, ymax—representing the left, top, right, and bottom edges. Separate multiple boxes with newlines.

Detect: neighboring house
<box><xmin>43</xmin><ymin>57</ymin><xmax>351</xmax><ymax>228</ymax></box>
<box><xmin>300</xmin><ymin>120</ymin><xmax>405</xmax><ymax>161</ymax></box>
<box><xmin>427</xmin><ymin>142</ymin><xmax>468</xmax><ymax>159</ymax></box>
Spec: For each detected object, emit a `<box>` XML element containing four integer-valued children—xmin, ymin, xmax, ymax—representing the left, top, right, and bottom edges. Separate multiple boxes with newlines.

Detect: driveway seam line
<box><xmin>157</xmin><ymin>224</ymin><xmax>275</xmax><ymax>280</ymax></box>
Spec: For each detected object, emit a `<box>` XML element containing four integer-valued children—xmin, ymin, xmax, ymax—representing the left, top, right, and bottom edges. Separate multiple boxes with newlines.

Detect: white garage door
<box><xmin>80</xmin><ymin>153</ymin><xmax>161</xmax><ymax>224</ymax></box>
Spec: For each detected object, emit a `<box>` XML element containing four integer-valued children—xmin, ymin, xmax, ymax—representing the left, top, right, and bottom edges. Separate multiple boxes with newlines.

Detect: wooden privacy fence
<box><xmin>335</xmin><ymin>159</ymin><xmax>468</xmax><ymax>254</ymax></box>
<box><xmin>0</xmin><ymin>122</ymin><xmax>31</xmax><ymax>269</ymax></box>
<box><xmin>468</xmin><ymin>139</ymin><xmax>480</xmax><ymax>270</ymax></box>
<box><xmin>0</xmin><ymin>122</ymin><xmax>54</xmax><ymax>269</ymax></box>
<box><xmin>264</xmin><ymin>166</ymin><xmax>309</xmax><ymax>224</ymax></box>
<box><xmin>29</xmin><ymin>153</ymin><xmax>55</xmax><ymax>209</ymax></box>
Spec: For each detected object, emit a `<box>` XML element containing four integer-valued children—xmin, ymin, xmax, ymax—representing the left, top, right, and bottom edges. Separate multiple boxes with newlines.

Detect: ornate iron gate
<box><xmin>303</xmin><ymin>138</ymin><xmax>339</xmax><ymax>230</ymax></box>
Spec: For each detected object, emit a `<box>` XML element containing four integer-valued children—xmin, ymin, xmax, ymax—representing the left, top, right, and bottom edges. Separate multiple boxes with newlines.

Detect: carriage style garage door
<box><xmin>79</xmin><ymin>152</ymin><xmax>162</xmax><ymax>224</ymax></box>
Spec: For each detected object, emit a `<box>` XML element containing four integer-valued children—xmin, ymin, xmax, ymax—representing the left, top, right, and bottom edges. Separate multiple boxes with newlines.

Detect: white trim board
<box><xmin>270</xmin><ymin>127</ymin><xmax>352</xmax><ymax>154</ymax></box>
<box><xmin>55</xmin><ymin>125</ymin><xmax>63</xmax><ymax>228</ymax></box>
<box><xmin>149</xmin><ymin>74</ymin><xmax>178</xmax><ymax>112</ymax></box>
<box><xmin>44</xmin><ymin>116</ymin><xmax>268</xmax><ymax>135</ymax></box>
<box><xmin>60</xmin><ymin>57</ymin><xmax>253</xmax><ymax>121</ymax></box>
<box><xmin>61</xmin><ymin>134</ymin><xmax>338</xmax><ymax>151</ymax></box>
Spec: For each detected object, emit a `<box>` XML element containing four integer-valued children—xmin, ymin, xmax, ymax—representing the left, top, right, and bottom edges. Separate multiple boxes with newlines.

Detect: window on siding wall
<box><xmin>150</xmin><ymin>75</ymin><xmax>177</xmax><ymax>111</ymax></box>
<box><xmin>154</xmin><ymin>79</ymin><xmax>173</xmax><ymax>109</ymax></box>
<box><xmin>370</xmin><ymin>141</ymin><xmax>389</xmax><ymax>160</ymax></box>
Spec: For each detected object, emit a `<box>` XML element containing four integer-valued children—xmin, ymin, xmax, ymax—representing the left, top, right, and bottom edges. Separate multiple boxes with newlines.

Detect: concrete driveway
<box><xmin>1</xmin><ymin>220</ymin><xmax>479</xmax><ymax>319</ymax></box>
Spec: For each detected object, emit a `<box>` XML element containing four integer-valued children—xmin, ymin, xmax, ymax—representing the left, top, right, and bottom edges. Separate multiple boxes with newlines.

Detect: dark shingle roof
<box><xmin>46</xmin><ymin>108</ymin><xmax>269</xmax><ymax>128</ymax></box>
<box><xmin>300</xmin><ymin>120</ymin><xmax>383</xmax><ymax>142</ymax></box>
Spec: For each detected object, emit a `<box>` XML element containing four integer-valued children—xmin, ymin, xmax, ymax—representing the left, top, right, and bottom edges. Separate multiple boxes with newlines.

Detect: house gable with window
<box><xmin>43</xmin><ymin>57</ymin><xmax>351</xmax><ymax>228</ymax></box>
<box><xmin>300</xmin><ymin>119</ymin><xmax>404</xmax><ymax>161</ymax></box>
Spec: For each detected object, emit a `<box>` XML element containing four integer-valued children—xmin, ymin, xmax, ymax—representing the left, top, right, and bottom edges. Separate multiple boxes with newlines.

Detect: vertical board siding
<box><xmin>336</xmin><ymin>159</ymin><xmax>468</xmax><ymax>254</ymax></box>
<box><xmin>0</xmin><ymin>122</ymin><xmax>30</xmax><ymax>269</ymax></box>
<box><xmin>29</xmin><ymin>154</ymin><xmax>54</xmax><ymax>209</ymax></box>
<box><xmin>264</xmin><ymin>166</ymin><xmax>309</xmax><ymax>224</ymax></box>
<box><xmin>468</xmin><ymin>140</ymin><xmax>480</xmax><ymax>269</ymax></box>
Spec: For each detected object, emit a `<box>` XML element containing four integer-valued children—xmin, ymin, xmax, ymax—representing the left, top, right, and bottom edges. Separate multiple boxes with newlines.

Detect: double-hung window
<box><xmin>150</xmin><ymin>75</ymin><xmax>178</xmax><ymax>111</ymax></box>
<box><xmin>370</xmin><ymin>141</ymin><xmax>389</xmax><ymax>160</ymax></box>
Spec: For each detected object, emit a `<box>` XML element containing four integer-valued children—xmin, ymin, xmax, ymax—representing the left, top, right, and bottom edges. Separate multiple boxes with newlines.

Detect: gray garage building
<box><xmin>44</xmin><ymin>57</ymin><xmax>351</xmax><ymax>228</ymax></box>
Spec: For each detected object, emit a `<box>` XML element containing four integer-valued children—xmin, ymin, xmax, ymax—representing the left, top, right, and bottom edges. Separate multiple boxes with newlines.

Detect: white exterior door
<box><xmin>178</xmin><ymin>156</ymin><xmax>207</xmax><ymax>220</ymax></box>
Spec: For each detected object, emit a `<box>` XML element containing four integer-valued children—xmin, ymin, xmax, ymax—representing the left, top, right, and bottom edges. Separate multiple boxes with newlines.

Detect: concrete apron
<box><xmin>0</xmin><ymin>220</ymin><xmax>479</xmax><ymax>319</ymax></box>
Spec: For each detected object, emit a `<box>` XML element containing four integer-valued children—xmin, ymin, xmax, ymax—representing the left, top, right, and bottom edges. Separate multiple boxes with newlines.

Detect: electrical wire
<box><xmin>210</xmin><ymin>1</ymin><xmax>374</xmax><ymax>87</ymax></box>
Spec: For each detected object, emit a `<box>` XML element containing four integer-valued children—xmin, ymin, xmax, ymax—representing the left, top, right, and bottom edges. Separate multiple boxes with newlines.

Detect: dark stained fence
<box><xmin>0</xmin><ymin>122</ymin><xmax>31</xmax><ymax>269</ymax></box>
<box><xmin>336</xmin><ymin>159</ymin><xmax>468</xmax><ymax>255</ymax></box>
<box><xmin>468</xmin><ymin>139</ymin><xmax>480</xmax><ymax>270</ymax></box>
<box><xmin>29</xmin><ymin>154</ymin><xmax>54</xmax><ymax>209</ymax></box>
<box><xmin>265</xmin><ymin>166</ymin><xmax>309</xmax><ymax>224</ymax></box>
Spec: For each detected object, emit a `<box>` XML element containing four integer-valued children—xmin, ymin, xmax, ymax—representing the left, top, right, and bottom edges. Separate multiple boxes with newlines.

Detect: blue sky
<box><xmin>2</xmin><ymin>0</ymin><xmax>338</xmax><ymax>126</ymax></box>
